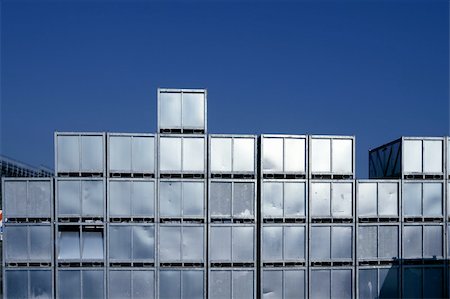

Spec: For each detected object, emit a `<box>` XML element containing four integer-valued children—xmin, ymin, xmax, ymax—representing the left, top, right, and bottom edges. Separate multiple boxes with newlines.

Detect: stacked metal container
<box><xmin>54</xmin><ymin>132</ymin><xmax>107</xmax><ymax>298</ymax></box>
<box><xmin>369</xmin><ymin>137</ymin><xmax>446</xmax><ymax>298</ymax></box>
<box><xmin>308</xmin><ymin>135</ymin><xmax>356</xmax><ymax>299</ymax></box>
<box><xmin>208</xmin><ymin>134</ymin><xmax>258</xmax><ymax>298</ymax></box>
<box><xmin>259</xmin><ymin>135</ymin><xmax>308</xmax><ymax>298</ymax></box>
<box><xmin>157</xmin><ymin>89</ymin><xmax>207</xmax><ymax>298</ymax></box>
<box><xmin>2</xmin><ymin>178</ymin><xmax>54</xmax><ymax>298</ymax></box>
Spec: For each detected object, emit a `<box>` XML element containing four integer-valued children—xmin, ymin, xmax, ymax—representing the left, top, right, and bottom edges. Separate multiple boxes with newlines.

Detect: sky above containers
<box><xmin>1</xmin><ymin>0</ymin><xmax>448</xmax><ymax>178</ymax></box>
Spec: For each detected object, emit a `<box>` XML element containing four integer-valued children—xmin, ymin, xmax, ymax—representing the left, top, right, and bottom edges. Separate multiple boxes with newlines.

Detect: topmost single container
<box><xmin>309</xmin><ymin>135</ymin><xmax>355</xmax><ymax>179</ymax></box>
<box><xmin>369</xmin><ymin>137</ymin><xmax>445</xmax><ymax>180</ymax></box>
<box><xmin>157</xmin><ymin>88</ymin><xmax>207</xmax><ymax>134</ymax></box>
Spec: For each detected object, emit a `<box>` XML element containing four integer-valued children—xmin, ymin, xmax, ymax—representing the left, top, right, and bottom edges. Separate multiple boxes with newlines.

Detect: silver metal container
<box><xmin>309</xmin><ymin>135</ymin><xmax>355</xmax><ymax>179</ymax></box>
<box><xmin>309</xmin><ymin>224</ymin><xmax>354</xmax><ymax>265</ymax></box>
<box><xmin>369</xmin><ymin>137</ymin><xmax>445</xmax><ymax>179</ymax></box>
<box><xmin>261</xmin><ymin>179</ymin><xmax>307</xmax><ymax>221</ymax></box>
<box><xmin>209</xmin><ymin>268</ymin><xmax>256</xmax><ymax>299</ymax></box>
<box><xmin>357</xmin><ymin>223</ymin><xmax>400</xmax><ymax>262</ymax></box>
<box><xmin>2</xmin><ymin>178</ymin><xmax>53</xmax><ymax>221</ymax></box>
<box><xmin>209</xmin><ymin>134</ymin><xmax>257</xmax><ymax>178</ymax></box>
<box><xmin>4</xmin><ymin>267</ymin><xmax>54</xmax><ymax>299</ymax></box>
<box><xmin>107</xmin><ymin>133</ymin><xmax>156</xmax><ymax>177</ymax></box>
<box><xmin>309</xmin><ymin>267</ymin><xmax>354</xmax><ymax>299</ymax></box>
<box><xmin>158</xmin><ymin>268</ymin><xmax>205</xmax><ymax>299</ymax></box>
<box><xmin>402</xmin><ymin>180</ymin><xmax>444</xmax><ymax>221</ymax></box>
<box><xmin>56</xmin><ymin>267</ymin><xmax>106</xmax><ymax>299</ymax></box>
<box><xmin>357</xmin><ymin>180</ymin><xmax>400</xmax><ymax>221</ymax></box>
<box><xmin>260</xmin><ymin>134</ymin><xmax>307</xmax><ymax>179</ymax></box>
<box><xmin>402</xmin><ymin>223</ymin><xmax>444</xmax><ymax>260</ymax></box>
<box><xmin>261</xmin><ymin>267</ymin><xmax>306</xmax><ymax>299</ymax></box>
<box><xmin>55</xmin><ymin>132</ymin><xmax>106</xmax><ymax>176</ymax></box>
<box><xmin>402</xmin><ymin>265</ymin><xmax>445</xmax><ymax>298</ymax></box>
<box><xmin>108</xmin><ymin>268</ymin><xmax>156</xmax><ymax>299</ymax></box>
<box><xmin>157</xmin><ymin>88</ymin><xmax>207</xmax><ymax>134</ymax></box>
<box><xmin>261</xmin><ymin>224</ymin><xmax>306</xmax><ymax>265</ymax></box>
<box><xmin>357</xmin><ymin>266</ymin><xmax>400</xmax><ymax>299</ymax></box>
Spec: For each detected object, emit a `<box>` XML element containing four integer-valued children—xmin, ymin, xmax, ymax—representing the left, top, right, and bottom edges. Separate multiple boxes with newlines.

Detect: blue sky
<box><xmin>1</xmin><ymin>0</ymin><xmax>448</xmax><ymax>178</ymax></box>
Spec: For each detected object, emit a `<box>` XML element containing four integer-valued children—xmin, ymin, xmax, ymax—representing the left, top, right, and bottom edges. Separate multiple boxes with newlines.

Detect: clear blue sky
<box><xmin>1</xmin><ymin>0</ymin><xmax>448</xmax><ymax>178</ymax></box>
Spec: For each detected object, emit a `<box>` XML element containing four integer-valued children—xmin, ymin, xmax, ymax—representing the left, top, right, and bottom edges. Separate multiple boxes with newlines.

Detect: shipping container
<box><xmin>55</xmin><ymin>132</ymin><xmax>106</xmax><ymax>176</ymax></box>
<box><xmin>4</xmin><ymin>267</ymin><xmax>53</xmax><ymax>299</ymax></box>
<box><xmin>209</xmin><ymin>179</ymin><xmax>257</xmax><ymax>221</ymax></box>
<box><xmin>402</xmin><ymin>223</ymin><xmax>444</xmax><ymax>260</ymax></box>
<box><xmin>108</xmin><ymin>133</ymin><xmax>156</xmax><ymax>176</ymax></box>
<box><xmin>357</xmin><ymin>224</ymin><xmax>400</xmax><ymax>262</ymax></box>
<box><xmin>157</xmin><ymin>88</ymin><xmax>207</xmax><ymax>134</ymax></box>
<box><xmin>309</xmin><ymin>135</ymin><xmax>355</xmax><ymax>179</ymax></box>
<box><xmin>402</xmin><ymin>181</ymin><xmax>444</xmax><ymax>220</ymax></box>
<box><xmin>56</xmin><ymin>224</ymin><xmax>105</xmax><ymax>265</ymax></box>
<box><xmin>357</xmin><ymin>266</ymin><xmax>400</xmax><ymax>299</ymax></box>
<box><xmin>56</xmin><ymin>268</ymin><xmax>106</xmax><ymax>299</ymax></box>
<box><xmin>261</xmin><ymin>180</ymin><xmax>307</xmax><ymax>221</ymax></box>
<box><xmin>108</xmin><ymin>268</ymin><xmax>156</xmax><ymax>299</ymax></box>
<box><xmin>158</xmin><ymin>179</ymin><xmax>206</xmax><ymax>221</ymax></box>
<box><xmin>357</xmin><ymin>180</ymin><xmax>400</xmax><ymax>220</ymax></box>
<box><xmin>158</xmin><ymin>134</ymin><xmax>206</xmax><ymax>176</ymax></box>
<box><xmin>2</xmin><ymin>178</ymin><xmax>53</xmax><ymax>221</ymax></box>
<box><xmin>309</xmin><ymin>267</ymin><xmax>354</xmax><ymax>299</ymax></box>
<box><xmin>158</xmin><ymin>223</ymin><xmax>205</xmax><ymax>265</ymax></box>
<box><xmin>261</xmin><ymin>224</ymin><xmax>306</xmax><ymax>265</ymax></box>
<box><xmin>3</xmin><ymin>223</ymin><xmax>53</xmax><ymax>265</ymax></box>
<box><xmin>310</xmin><ymin>224</ymin><xmax>354</xmax><ymax>264</ymax></box>
<box><xmin>209</xmin><ymin>224</ymin><xmax>256</xmax><ymax>265</ymax></box>
<box><xmin>369</xmin><ymin>137</ymin><xmax>445</xmax><ymax>179</ymax></box>
<box><xmin>56</xmin><ymin>178</ymin><xmax>106</xmax><ymax>221</ymax></box>
<box><xmin>402</xmin><ymin>265</ymin><xmax>445</xmax><ymax>299</ymax></box>
<box><xmin>108</xmin><ymin>224</ymin><xmax>155</xmax><ymax>265</ymax></box>
<box><xmin>108</xmin><ymin>178</ymin><xmax>156</xmax><ymax>221</ymax></box>
<box><xmin>158</xmin><ymin>268</ymin><xmax>205</xmax><ymax>299</ymax></box>
<box><xmin>310</xmin><ymin>180</ymin><xmax>355</xmax><ymax>220</ymax></box>
<box><xmin>261</xmin><ymin>268</ymin><xmax>306</xmax><ymax>299</ymax></box>
<box><xmin>209</xmin><ymin>268</ymin><xmax>256</xmax><ymax>299</ymax></box>
<box><xmin>260</xmin><ymin>135</ymin><xmax>307</xmax><ymax>178</ymax></box>
<box><xmin>209</xmin><ymin>135</ymin><xmax>257</xmax><ymax>178</ymax></box>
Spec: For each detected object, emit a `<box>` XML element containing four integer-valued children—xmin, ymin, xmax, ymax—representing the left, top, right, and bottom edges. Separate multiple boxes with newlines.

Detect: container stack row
<box><xmin>369</xmin><ymin>137</ymin><xmax>447</xmax><ymax>298</ymax></box>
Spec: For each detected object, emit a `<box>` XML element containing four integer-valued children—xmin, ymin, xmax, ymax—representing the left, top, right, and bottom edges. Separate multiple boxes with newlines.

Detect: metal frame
<box><xmin>55</xmin><ymin>177</ymin><xmax>106</xmax><ymax>221</ymax></box>
<box><xmin>2</xmin><ymin>177</ymin><xmax>54</xmax><ymax>221</ymax></box>
<box><xmin>208</xmin><ymin>223</ymin><xmax>257</xmax><ymax>265</ymax></box>
<box><xmin>107</xmin><ymin>133</ymin><xmax>157</xmax><ymax>176</ymax></box>
<box><xmin>107</xmin><ymin>223</ymin><xmax>156</xmax><ymax>265</ymax></box>
<box><xmin>308</xmin><ymin>266</ymin><xmax>355</xmax><ymax>299</ymax></box>
<box><xmin>107</xmin><ymin>177</ymin><xmax>157</xmax><ymax>222</ymax></box>
<box><xmin>56</xmin><ymin>267</ymin><xmax>106</xmax><ymax>299</ymax></box>
<box><xmin>208</xmin><ymin>178</ymin><xmax>258</xmax><ymax>222</ymax></box>
<box><xmin>356</xmin><ymin>179</ymin><xmax>401</xmax><ymax>221</ymax></box>
<box><xmin>158</xmin><ymin>134</ymin><xmax>207</xmax><ymax>177</ymax></box>
<box><xmin>260</xmin><ymin>267</ymin><xmax>307</xmax><ymax>299</ymax></box>
<box><xmin>107</xmin><ymin>267</ymin><xmax>157</xmax><ymax>299</ymax></box>
<box><xmin>309</xmin><ymin>179</ymin><xmax>356</xmax><ymax>221</ymax></box>
<box><xmin>261</xmin><ymin>179</ymin><xmax>308</xmax><ymax>222</ymax></box>
<box><xmin>260</xmin><ymin>223</ymin><xmax>307</xmax><ymax>265</ymax></box>
<box><xmin>158</xmin><ymin>178</ymin><xmax>207</xmax><ymax>221</ymax></box>
<box><xmin>356</xmin><ymin>265</ymin><xmax>401</xmax><ymax>299</ymax></box>
<box><xmin>208</xmin><ymin>267</ymin><xmax>257</xmax><ymax>299</ymax></box>
<box><xmin>55</xmin><ymin>223</ymin><xmax>106</xmax><ymax>265</ymax></box>
<box><xmin>208</xmin><ymin>134</ymin><xmax>258</xmax><ymax>178</ymax></box>
<box><xmin>157</xmin><ymin>222</ymin><xmax>206</xmax><ymax>265</ymax></box>
<box><xmin>260</xmin><ymin>134</ymin><xmax>308</xmax><ymax>178</ymax></box>
<box><xmin>157</xmin><ymin>88</ymin><xmax>207</xmax><ymax>134</ymax></box>
<box><xmin>54</xmin><ymin>132</ymin><xmax>106</xmax><ymax>176</ymax></box>
<box><xmin>308</xmin><ymin>135</ymin><xmax>356</xmax><ymax>179</ymax></box>
<box><xmin>308</xmin><ymin>223</ymin><xmax>355</xmax><ymax>265</ymax></box>
<box><xmin>3</xmin><ymin>266</ymin><xmax>54</xmax><ymax>299</ymax></box>
<box><xmin>3</xmin><ymin>222</ymin><xmax>54</xmax><ymax>266</ymax></box>
<box><xmin>158</xmin><ymin>267</ymin><xmax>206</xmax><ymax>298</ymax></box>
<box><xmin>401</xmin><ymin>222</ymin><xmax>445</xmax><ymax>260</ymax></box>
<box><xmin>401</xmin><ymin>180</ymin><xmax>445</xmax><ymax>221</ymax></box>
<box><xmin>356</xmin><ymin>222</ymin><xmax>401</xmax><ymax>263</ymax></box>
